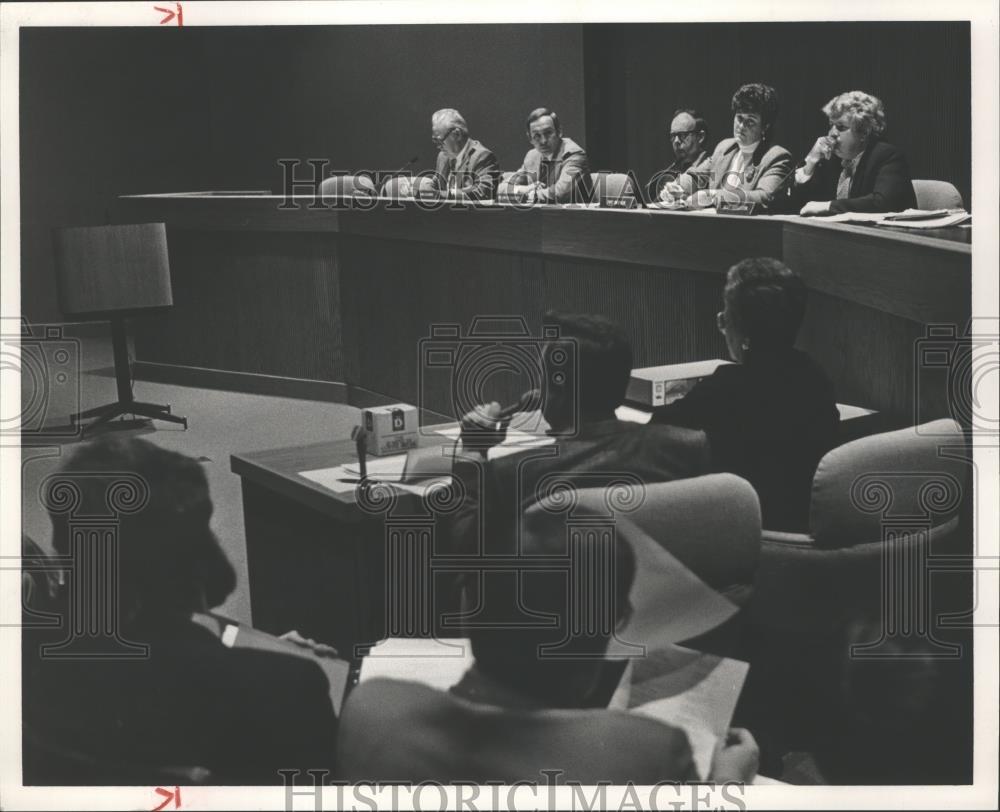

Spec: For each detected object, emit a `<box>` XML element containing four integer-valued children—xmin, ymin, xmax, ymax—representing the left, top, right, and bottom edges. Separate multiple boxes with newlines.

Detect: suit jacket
<box><xmin>510</xmin><ymin>137</ymin><xmax>592</xmax><ymax>203</ymax></box>
<box><xmin>656</xmin><ymin>149</ymin><xmax>711</xmax><ymax>198</ymax></box>
<box><xmin>24</xmin><ymin>614</ymin><xmax>338</xmax><ymax>784</ymax></box>
<box><xmin>337</xmin><ymin>677</ymin><xmax>697</xmax><ymax>783</ymax></box>
<box><xmin>677</xmin><ymin>138</ymin><xmax>794</xmax><ymax>210</ymax></box>
<box><xmin>792</xmin><ymin>139</ymin><xmax>916</xmax><ymax>214</ymax></box>
<box><xmin>650</xmin><ymin>348</ymin><xmax>839</xmax><ymax>532</ymax></box>
<box><xmin>434</xmin><ymin>138</ymin><xmax>501</xmax><ymax>201</ymax></box>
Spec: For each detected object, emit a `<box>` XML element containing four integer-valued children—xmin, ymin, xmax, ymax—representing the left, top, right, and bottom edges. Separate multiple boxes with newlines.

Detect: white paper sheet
<box><xmin>433</xmin><ymin>427</ymin><xmax>556</xmax><ymax>459</ymax></box>
<box><xmin>631</xmin><ymin>646</ymin><xmax>750</xmax><ymax>780</ymax></box>
<box><xmin>359</xmin><ymin>637</ymin><xmax>474</xmax><ymax>691</ymax></box>
<box><xmin>299</xmin><ymin>463</ymin><xmax>451</xmax><ymax>496</ymax></box>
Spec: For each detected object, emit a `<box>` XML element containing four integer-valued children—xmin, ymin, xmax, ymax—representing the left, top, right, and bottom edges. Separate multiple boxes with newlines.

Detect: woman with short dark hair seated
<box><xmin>650</xmin><ymin>257</ymin><xmax>839</xmax><ymax>531</ymax></box>
<box><xmin>24</xmin><ymin>436</ymin><xmax>338</xmax><ymax>785</ymax></box>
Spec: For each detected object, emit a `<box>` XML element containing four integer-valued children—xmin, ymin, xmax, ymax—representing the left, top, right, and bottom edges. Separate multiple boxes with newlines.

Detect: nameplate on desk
<box><xmin>601</xmin><ymin>195</ymin><xmax>640</xmax><ymax>210</ymax></box>
<box><xmin>717</xmin><ymin>200</ymin><xmax>758</xmax><ymax>216</ymax></box>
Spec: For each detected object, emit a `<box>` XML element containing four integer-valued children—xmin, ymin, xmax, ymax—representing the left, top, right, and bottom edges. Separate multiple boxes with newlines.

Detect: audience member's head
<box><xmin>47</xmin><ymin>436</ymin><xmax>235</xmax><ymax>628</ymax></box>
<box><xmin>719</xmin><ymin>257</ymin><xmax>807</xmax><ymax>361</ymax></box>
<box><xmin>469</xmin><ymin>527</ymin><xmax>636</xmax><ymax>708</ymax></box>
<box><xmin>540</xmin><ymin>311</ymin><xmax>633</xmax><ymax>431</ymax></box>
<box><xmin>731</xmin><ymin>83</ymin><xmax>780</xmax><ymax>146</ymax></box>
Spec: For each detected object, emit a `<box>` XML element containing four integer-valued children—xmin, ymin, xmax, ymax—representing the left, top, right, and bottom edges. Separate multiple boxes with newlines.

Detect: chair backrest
<box><xmin>809</xmin><ymin>417</ymin><xmax>967</xmax><ymax>548</ymax></box>
<box><xmin>590</xmin><ymin>172</ymin><xmax>639</xmax><ymax>208</ymax></box>
<box><xmin>753</xmin><ymin>417</ymin><xmax>969</xmax><ymax>635</ymax></box>
<box><xmin>526</xmin><ymin>473</ymin><xmax>761</xmax><ymax>599</ymax></box>
<box><xmin>319</xmin><ymin>173</ymin><xmax>377</xmax><ymax>199</ymax></box>
<box><xmin>911</xmin><ymin>179</ymin><xmax>964</xmax><ymax>210</ymax></box>
<box><xmin>524</xmin><ymin>474</ymin><xmax>760</xmax><ymax>657</ymax></box>
<box><xmin>747</xmin><ymin>419</ymin><xmax>970</xmax><ymax>756</ymax></box>
<box><xmin>380</xmin><ymin>175</ymin><xmax>411</xmax><ymax>199</ymax></box>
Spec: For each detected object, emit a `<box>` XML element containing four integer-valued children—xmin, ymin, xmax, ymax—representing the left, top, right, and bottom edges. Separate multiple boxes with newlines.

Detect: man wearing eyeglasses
<box><xmin>655</xmin><ymin>109</ymin><xmax>711</xmax><ymax>202</ymax></box>
<box><xmin>420</xmin><ymin>108</ymin><xmax>500</xmax><ymax>201</ymax></box>
<box><xmin>505</xmin><ymin>107</ymin><xmax>591</xmax><ymax>204</ymax></box>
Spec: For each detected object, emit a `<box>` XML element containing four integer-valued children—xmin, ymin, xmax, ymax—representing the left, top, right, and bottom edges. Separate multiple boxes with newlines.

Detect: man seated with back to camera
<box><xmin>23</xmin><ymin>436</ymin><xmax>338</xmax><ymax>785</ymax></box>
<box><xmin>445</xmin><ymin>312</ymin><xmax>711</xmax><ymax>586</ymax></box>
<box><xmin>649</xmin><ymin>258</ymin><xmax>839</xmax><ymax>532</ymax></box>
<box><xmin>337</xmin><ymin>522</ymin><xmax>760</xmax><ymax>783</ymax></box>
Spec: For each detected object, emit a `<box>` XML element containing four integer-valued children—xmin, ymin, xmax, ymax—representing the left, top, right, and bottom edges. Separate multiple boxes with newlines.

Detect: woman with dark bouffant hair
<box><xmin>25</xmin><ymin>436</ymin><xmax>337</xmax><ymax>785</ymax></box>
<box><xmin>651</xmin><ymin>257</ymin><xmax>839</xmax><ymax>531</ymax></box>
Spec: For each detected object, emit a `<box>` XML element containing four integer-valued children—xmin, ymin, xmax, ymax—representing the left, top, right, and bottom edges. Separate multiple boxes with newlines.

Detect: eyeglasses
<box><xmin>669</xmin><ymin>130</ymin><xmax>698</xmax><ymax>142</ymax></box>
<box><xmin>734</xmin><ymin>114</ymin><xmax>762</xmax><ymax>128</ymax></box>
<box><xmin>529</xmin><ymin>128</ymin><xmax>557</xmax><ymax>144</ymax></box>
<box><xmin>716</xmin><ymin>311</ymin><xmax>727</xmax><ymax>332</ymax></box>
<box><xmin>431</xmin><ymin>127</ymin><xmax>456</xmax><ymax>146</ymax></box>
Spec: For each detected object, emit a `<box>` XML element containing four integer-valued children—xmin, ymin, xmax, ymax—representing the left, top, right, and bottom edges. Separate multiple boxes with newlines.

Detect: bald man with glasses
<box><xmin>656</xmin><ymin>109</ymin><xmax>711</xmax><ymax>202</ymax></box>
<box><xmin>505</xmin><ymin>107</ymin><xmax>592</xmax><ymax>204</ymax></box>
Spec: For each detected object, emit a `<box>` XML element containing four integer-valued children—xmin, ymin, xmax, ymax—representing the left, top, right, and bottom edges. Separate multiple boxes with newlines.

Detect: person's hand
<box><xmin>659</xmin><ymin>181</ymin><xmax>685</xmax><ymax>203</ymax></box>
<box><xmin>709</xmin><ymin>727</ymin><xmax>759</xmax><ymax>783</ymax></box>
<box><xmin>280</xmin><ymin>629</ymin><xmax>340</xmax><ymax>659</ymax></box>
<box><xmin>716</xmin><ymin>186</ymin><xmax>745</xmax><ymax>206</ymax></box>
<box><xmin>460</xmin><ymin>401</ymin><xmax>510</xmax><ymax>454</ymax></box>
<box><xmin>805</xmin><ymin>135</ymin><xmax>835</xmax><ymax>168</ymax></box>
<box><xmin>511</xmin><ymin>184</ymin><xmax>537</xmax><ymax>203</ymax></box>
<box><xmin>397</xmin><ymin>177</ymin><xmax>413</xmax><ymax>198</ymax></box>
<box><xmin>799</xmin><ymin>199</ymin><xmax>832</xmax><ymax>216</ymax></box>
<box><xmin>685</xmin><ymin>189</ymin><xmax>717</xmax><ymax>210</ymax></box>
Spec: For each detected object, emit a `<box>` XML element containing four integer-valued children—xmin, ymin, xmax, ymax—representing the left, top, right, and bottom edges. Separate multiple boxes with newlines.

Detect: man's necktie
<box><xmin>836</xmin><ymin>160</ymin><xmax>855</xmax><ymax>200</ymax></box>
<box><xmin>540</xmin><ymin>159</ymin><xmax>553</xmax><ymax>189</ymax></box>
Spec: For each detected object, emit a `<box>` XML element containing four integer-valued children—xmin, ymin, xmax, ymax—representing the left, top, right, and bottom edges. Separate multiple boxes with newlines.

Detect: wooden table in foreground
<box><xmin>117</xmin><ymin>194</ymin><xmax>971</xmax><ymax>424</ymax></box>
<box><xmin>230</xmin><ymin>429</ymin><xmax>461</xmax><ymax>654</ymax></box>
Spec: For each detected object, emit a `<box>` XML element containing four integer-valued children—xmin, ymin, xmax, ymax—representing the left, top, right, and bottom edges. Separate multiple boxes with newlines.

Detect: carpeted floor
<box><xmin>18</xmin><ymin>332</ymin><xmax>361</xmax><ymax>625</ymax></box>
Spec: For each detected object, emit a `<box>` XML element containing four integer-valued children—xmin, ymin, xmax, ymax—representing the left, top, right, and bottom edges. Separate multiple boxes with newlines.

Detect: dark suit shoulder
<box><xmin>468</xmin><ymin>140</ymin><xmax>498</xmax><ymax>162</ymax></box>
<box><xmin>867</xmin><ymin>140</ymin><xmax>905</xmax><ymax>161</ymax></box>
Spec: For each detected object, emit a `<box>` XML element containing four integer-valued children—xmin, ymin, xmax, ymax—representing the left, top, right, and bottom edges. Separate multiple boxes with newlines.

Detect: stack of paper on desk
<box><xmin>299</xmin><ymin>459</ymin><xmax>449</xmax><ymax>496</ymax></box>
<box><xmin>432</xmin><ymin>426</ymin><xmax>556</xmax><ymax>459</ymax></box>
<box><xmin>819</xmin><ymin>208</ymin><xmax>970</xmax><ymax>228</ymax></box>
<box><xmin>876</xmin><ymin>209</ymin><xmax>971</xmax><ymax>228</ymax></box>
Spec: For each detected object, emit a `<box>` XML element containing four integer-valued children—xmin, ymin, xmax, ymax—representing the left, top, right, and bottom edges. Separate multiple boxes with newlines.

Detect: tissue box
<box><xmin>363</xmin><ymin>403</ymin><xmax>418</xmax><ymax>456</ymax></box>
<box><xmin>626</xmin><ymin>360</ymin><xmax>732</xmax><ymax>407</ymax></box>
